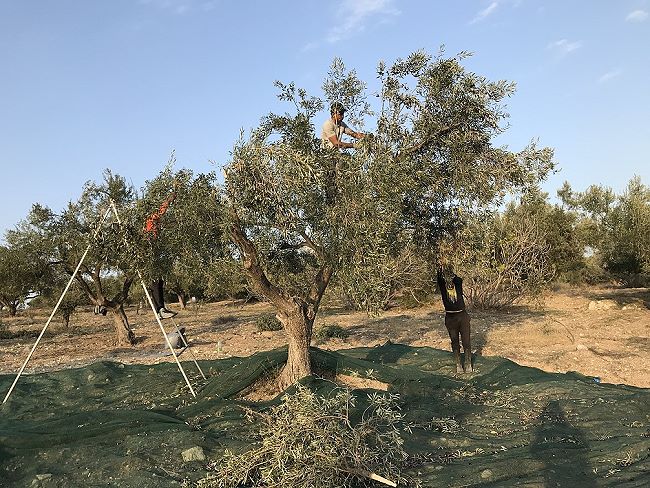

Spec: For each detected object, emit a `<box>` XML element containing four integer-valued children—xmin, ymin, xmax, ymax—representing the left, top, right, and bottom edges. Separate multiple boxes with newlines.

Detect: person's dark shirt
<box><xmin>437</xmin><ymin>271</ymin><xmax>466</xmax><ymax>311</ymax></box>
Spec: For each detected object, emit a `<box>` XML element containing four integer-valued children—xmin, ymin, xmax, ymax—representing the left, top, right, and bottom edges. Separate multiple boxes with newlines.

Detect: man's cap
<box><xmin>330</xmin><ymin>101</ymin><xmax>346</xmax><ymax>114</ymax></box>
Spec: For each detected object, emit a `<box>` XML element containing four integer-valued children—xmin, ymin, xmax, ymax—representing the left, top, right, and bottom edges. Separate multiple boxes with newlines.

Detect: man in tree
<box><xmin>321</xmin><ymin>101</ymin><xmax>365</xmax><ymax>203</ymax></box>
<box><xmin>144</xmin><ymin>190</ymin><xmax>178</xmax><ymax>319</ymax></box>
<box><xmin>321</xmin><ymin>101</ymin><xmax>364</xmax><ymax>149</ymax></box>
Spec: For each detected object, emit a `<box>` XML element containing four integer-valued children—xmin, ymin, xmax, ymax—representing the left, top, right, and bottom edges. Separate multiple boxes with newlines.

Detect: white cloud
<box><xmin>469</xmin><ymin>1</ymin><xmax>499</xmax><ymax>25</ymax></box>
<box><xmin>138</xmin><ymin>0</ymin><xmax>193</xmax><ymax>14</ymax></box>
<box><xmin>202</xmin><ymin>1</ymin><xmax>219</xmax><ymax>12</ymax></box>
<box><xmin>626</xmin><ymin>9</ymin><xmax>648</xmax><ymax>22</ymax></box>
<box><xmin>598</xmin><ymin>69</ymin><xmax>621</xmax><ymax>84</ymax></box>
<box><xmin>300</xmin><ymin>41</ymin><xmax>320</xmax><ymax>53</ymax></box>
<box><xmin>326</xmin><ymin>0</ymin><xmax>400</xmax><ymax>43</ymax></box>
<box><xmin>548</xmin><ymin>38</ymin><xmax>583</xmax><ymax>55</ymax></box>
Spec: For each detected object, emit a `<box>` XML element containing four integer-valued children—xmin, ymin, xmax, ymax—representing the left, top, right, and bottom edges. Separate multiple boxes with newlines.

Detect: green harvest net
<box><xmin>1</xmin><ymin>345</ymin><xmax>649</xmax><ymax>487</ymax></box>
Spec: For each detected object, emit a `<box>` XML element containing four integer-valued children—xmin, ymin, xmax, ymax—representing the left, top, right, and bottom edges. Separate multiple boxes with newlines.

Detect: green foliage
<box><xmin>5</xmin><ymin>170</ymin><xmax>143</xmax><ymax>343</ymax></box>
<box><xmin>7</xmin><ymin>170</ymin><xmax>138</xmax><ymax>302</ymax></box>
<box><xmin>601</xmin><ymin>177</ymin><xmax>650</xmax><ymax>276</ymax></box>
<box><xmin>33</xmin><ymin>279</ymin><xmax>88</xmax><ymax>327</ymax></box>
<box><xmin>507</xmin><ymin>188</ymin><xmax>585</xmax><ymax>281</ymax></box>
<box><xmin>452</xmin><ymin>208</ymin><xmax>554</xmax><ymax>309</ymax></box>
<box><xmin>558</xmin><ymin>181</ymin><xmax>617</xmax><ymax>255</ymax></box>
<box><xmin>0</xmin><ymin>243</ymin><xmax>51</xmax><ymax>315</ymax></box>
<box><xmin>225</xmin><ymin>49</ymin><xmax>554</xmax><ymax>317</ymax></box>
<box><xmin>196</xmin><ymin>385</ymin><xmax>412</xmax><ymax>488</ymax></box>
<box><xmin>337</xmin><ymin>245</ymin><xmax>436</xmax><ymax>311</ymax></box>
<box><xmin>204</xmin><ymin>257</ymin><xmax>249</xmax><ymax>300</ymax></box>
<box><xmin>559</xmin><ymin>176</ymin><xmax>650</xmax><ymax>285</ymax></box>
<box><xmin>133</xmin><ymin>166</ymin><xmax>231</xmax><ymax>303</ymax></box>
<box><xmin>263</xmin><ymin>243</ymin><xmax>321</xmax><ymax>297</ymax></box>
<box><xmin>254</xmin><ymin>313</ymin><xmax>283</xmax><ymax>332</ymax></box>
<box><xmin>6</xmin><ymin>162</ymin><xmax>229</xmax><ymax>341</ymax></box>
<box><xmin>315</xmin><ymin>323</ymin><xmax>350</xmax><ymax>340</ymax></box>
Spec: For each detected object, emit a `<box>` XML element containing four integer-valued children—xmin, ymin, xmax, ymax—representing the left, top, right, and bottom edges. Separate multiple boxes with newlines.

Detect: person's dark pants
<box><xmin>150</xmin><ymin>278</ymin><xmax>165</xmax><ymax>311</ymax></box>
<box><xmin>445</xmin><ymin>310</ymin><xmax>472</xmax><ymax>372</ymax></box>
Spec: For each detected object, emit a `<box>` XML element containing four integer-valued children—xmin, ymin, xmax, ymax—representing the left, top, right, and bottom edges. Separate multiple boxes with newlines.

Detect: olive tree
<box><xmin>602</xmin><ymin>177</ymin><xmax>650</xmax><ymax>278</ymax></box>
<box><xmin>452</xmin><ymin>188</ymin><xmax>582</xmax><ymax>307</ymax></box>
<box><xmin>224</xmin><ymin>50</ymin><xmax>554</xmax><ymax>387</ymax></box>
<box><xmin>8</xmin><ymin>171</ymin><xmax>139</xmax><ymax>345</ymax></box>
<box><xmin>559</xmin><ymin>176</ymin><xmax>650</xmax><ymax>284</ymax></box>
<box><xmin>134</xmin><ymin>168</ymin><xmax>227</xmax><ymax>309</ymax></box>
<box><xmin>0</xmin><ymin>243</ymin><xmax>51</xmax><ymax>316</ymax></box>
<box><xmin>451</xmin><ymin>210</ymin><xmax>554</xmax><ymax>309</ymax></box>
<box><xmin>557</xmin><ymin>181</ymin><xmax>616</xmax><ymax>255</ymax></box>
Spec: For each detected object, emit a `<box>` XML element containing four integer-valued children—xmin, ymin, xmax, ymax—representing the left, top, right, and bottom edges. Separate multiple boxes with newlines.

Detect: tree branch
<box><xmin>397</xmin><ymin>123</ymin><xmax>462</xmax><ymax>160</ymax></box>
<box><xmin>229</xmin><ymin>209</ymin><xmax>290</xmax><ymax>308</ymax></box>
<box><xmin>114</xmin><ymin>275</ymin><xmax>133</xmax><ymax>304</ymax></box>
<box><xmin>307</xmin><ymin>264</ymin><xmax>334</xmax><ymax>313</ymax></box>
<box><xmin>74</xmin><ymin>274</ymin><xmax>97</xmax><ymax>303</ymax></box>
<box><xmin>298</xmin><ymin>230</ymin><xmax>324</xmax><ymax>260</ymax></box>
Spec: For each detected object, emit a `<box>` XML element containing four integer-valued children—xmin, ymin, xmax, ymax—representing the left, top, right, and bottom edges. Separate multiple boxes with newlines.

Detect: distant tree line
<box><xmin>3</xmin><ymin>173</ymin><xmax>646</xmax><ymax>320</ymax></box>
<box><xmin>447</xmin><ymin>175</ymin><xmax>650</xmax><ymax>309</ymax></box>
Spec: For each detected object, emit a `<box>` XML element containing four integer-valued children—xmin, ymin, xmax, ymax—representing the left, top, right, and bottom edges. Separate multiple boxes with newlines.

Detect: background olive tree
<box><xmin>7</xmin><ymin>171</ymin><xmax>140</xmax><ymax>345</ymax></box>
<box><xmin>30</xmin><ymin>278</ymin><xmax>88</xmax><ymax>328</ymax></box>
<box><xmin>223</xmin><ymin>49</ymin><xmax>554</xmax><ymax>387</ymax></box>
<box><xmin>559</xmin><ymin>175</ymin><xmax>650</xmax><ymax>286</ymax></box>
<box><xmin>450</xmin><ymin>187</ymin><xmax>584</xmax><ymax>309</ymax></box>
<box><xmin>4</xmin><ymin>162</ymin><xmax>228</xmax><ymax>344</ymax></box>
<box><xmin>451</xmin><ymin>208</ymin><xmax>554</xmax><ymax>309</ymax></box>
<box><xmin>133</xmin><ymin>167</ymin><xmax>227</xmax><ymax>309</ymax></box>
<box><xmin>0</xmin><ymin>243</ymin><xmax>51</xmax><ymax>316</ymax></box>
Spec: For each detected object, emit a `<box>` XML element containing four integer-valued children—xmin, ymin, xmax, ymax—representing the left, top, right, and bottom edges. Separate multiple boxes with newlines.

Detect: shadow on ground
<box><xmin>585</xmin><ymin>287</ymin><xmax>650</xmax><ymax>310</ymax></box>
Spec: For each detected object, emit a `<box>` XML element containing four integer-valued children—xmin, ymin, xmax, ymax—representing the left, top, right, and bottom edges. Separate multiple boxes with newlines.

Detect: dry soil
<box><xmin>1</xmin><ymin>285</ymin><xmax>648</xmax><ymax>388</ymax></box>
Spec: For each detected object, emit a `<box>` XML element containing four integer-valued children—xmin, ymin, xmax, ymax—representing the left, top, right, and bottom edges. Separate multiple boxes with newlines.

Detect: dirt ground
<box><xmin>1</xmin><ymin>285</ymin><xmax>649</xmax><ymax>388</ymax></box>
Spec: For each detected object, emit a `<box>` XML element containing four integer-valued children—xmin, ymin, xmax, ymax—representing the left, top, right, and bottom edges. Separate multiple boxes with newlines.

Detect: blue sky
<box><xmin>1</xmin><ymin>0</ymin><xmax>648</xmax><ymax>240</ymax></box>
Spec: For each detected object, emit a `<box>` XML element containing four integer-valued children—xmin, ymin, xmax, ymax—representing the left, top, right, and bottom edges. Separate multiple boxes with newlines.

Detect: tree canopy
<box><xmin>560</xmin><ymin>175</ymin><xmax>650</xmax><ymax>283</ymax></box>
<box><xmin>224</xmin><ymin>50</ymin><xmax>555</xmax><ymax>385</ymax></box>
<box><xmin>0</xmin><ymin>243</ymin><xmax>50</xmax><ymax>316</ymax></box>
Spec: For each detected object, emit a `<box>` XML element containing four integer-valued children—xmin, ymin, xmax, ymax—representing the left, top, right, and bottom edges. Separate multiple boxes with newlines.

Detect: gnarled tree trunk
<box><xmin>277</xmin><ymin>301</ymin><xmax>315</xmax><ymax>388</ymax></box>
<box><xmin>75</xmin><ymin>272</ymin><xmax>135</xmax><ymax>346</ymax></box>
<box><xmin>229</xmin><ymin>211</ymin><xmax>332</xmax><ymax>388</ymax></box>
<box><xmin>1</xmin><ymin>297</ymin><xmax>19</xmax><ymax>316</ymax></box>
<box><xmin>110</xmin><ymin>304</ymin><xmax>136</xmax><ymax>346</ymax></box>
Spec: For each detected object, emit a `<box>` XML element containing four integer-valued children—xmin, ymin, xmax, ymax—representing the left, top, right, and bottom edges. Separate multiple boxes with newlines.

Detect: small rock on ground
<box><xmin>182</xmin><ymin>446</ymin><xmax>206</xmax><ymax>462</ymax></box>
